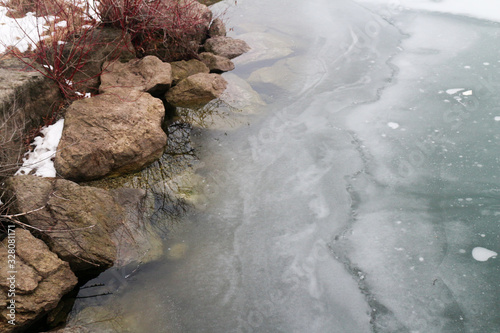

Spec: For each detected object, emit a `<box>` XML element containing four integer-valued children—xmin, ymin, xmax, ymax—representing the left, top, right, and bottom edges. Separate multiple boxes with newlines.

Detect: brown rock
<box><xmin>165</xmin><ymin>73</ymin><xmax>227</xmax><ymax>107</ymax></box>
<box><xmin>0</xmin><ymin>229</ymin><xmax>77</xmax><ymax>332</ymax></box>
<box><xmin>208</xmin><ymin>18</ymin><xmax>226</xmax><ymax>37</ymax></box>
<box><xmin>198</xmin><ymin>52</ymin><xmax>234</xmax><ymax>73</ymax></box>
<box><xmin>55</xmin><ymin>89</ymin><xmax>167</xmax><ymax>181</ymax></box>
<box><xmin>100</xmin><ymin>56</ymin><xmax>172</xmax><ymax>96</ymax></box>
<box><xmin>170</xmin><ymin>59</ymin><xmax>210</xmax><ymax>85</ymax></box>
<box><xmin>204</xmin><ymin>36</ymin><xmax>250</xmax><ymax>59</ymax></box>
<box><xmin>5</xmin><ymin>176</ymin><xmax>124</xmax><ymax>272</ymax></box>
<box><xmin>62</xmin><ymin>27</ymin><xmax>136</xmax><ymax>95</ymax></box>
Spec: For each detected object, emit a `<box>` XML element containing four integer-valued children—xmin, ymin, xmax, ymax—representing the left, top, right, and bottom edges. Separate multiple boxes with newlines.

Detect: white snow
<box><xmin>462</xmin><ymin>90</ymin><xmax>472</xmax><ymax>96</ymax></box>
<box><xmin>0</xmin><ymin>1</ymin><xmax>99</xmax><ymax>54</ymax></box>
<box><xmin>15</xmin><ymin>119</ymin><xmax>64</xmax><ymax>177</ymax></box>
<box><xmin>472</xmin><ymin>247</ymin><xmax>497</xmax><ymax>262</ymax></box>
<box><xmin>387</xmin><ymin>122</ymin><xmax>400</xmax><ymax>129</ymax></box>
<box><xmin>494</xmin><ymin>116</ymin><xmax>500</xmax><ymax>121</ymax></box>
<box><xmin>0</xmin><ymin>7</ymin><xmax>47</xmax><ymax>53</ymax></box>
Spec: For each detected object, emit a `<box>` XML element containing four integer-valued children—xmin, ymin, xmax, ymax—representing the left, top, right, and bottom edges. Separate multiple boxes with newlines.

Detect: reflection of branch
<box><xmin>75</xmin><ymin>291</ymin><xmax>113</xmax><ymax>299</ymax></box>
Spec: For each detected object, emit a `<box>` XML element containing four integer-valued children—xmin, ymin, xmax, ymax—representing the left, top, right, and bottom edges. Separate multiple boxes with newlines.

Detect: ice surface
<box><xmin>70</xmin><ymin>0</ymin><xmax>500</xmax><ymax>332</ymax></box>
<box><xmin>16</xmin><ymin>119</ymin><xmax>64</xmax><ymax>177</ymax></box>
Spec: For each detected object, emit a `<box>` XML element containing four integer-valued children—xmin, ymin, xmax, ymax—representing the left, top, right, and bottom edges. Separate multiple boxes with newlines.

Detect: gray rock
<box><xmin>198</xmin><ymin>52</ymin><xmax>234</xmax><ymax>73</ymax></box>
<box><xmin>0</xmin><ymin>229</ymin><xmax>77</xmax><ymax>332</ymax></box>
<box><xmin>100</xmin><ymin>56</ymin><xmax>172</xmax><ymax>96</ymax></box>
<box><xmin>170</xmin><ymin>59</ymin><xmax>209</xmax><ymax>85</ymax></box>
<box><xmin>208</xmin><ymin>18</ymin><xmax>226</xmax><ymax>37</ymax></box>
<box><xmin>165</xmin><ymin>73</ymin><xmax>227</xmax><ymax>107</ymax></box>
<box><xmin>204</xmin><ymin>36</ymin><xmax>250</xmax><ymax>59</ymax></box>
<box><xmin>55</xmin><ymin>89</ymin><xmax>167</xmax><ymax>181</ymax></box>
<box><xmin>5</xmin><ymin>176</ymin><xmax>123</xmax><ymax>272</ymax></box>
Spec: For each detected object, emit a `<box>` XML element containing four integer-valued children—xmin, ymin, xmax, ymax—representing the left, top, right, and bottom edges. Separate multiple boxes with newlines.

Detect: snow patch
<box><xmin>472</xmin><ymin>247</ymin><xmax>497</xmax><ymax>262</ymax></box>
<box><xmin>15</xmin><ymin>119</ymin><xmax>64</xmax><ymax>177</ymax></box>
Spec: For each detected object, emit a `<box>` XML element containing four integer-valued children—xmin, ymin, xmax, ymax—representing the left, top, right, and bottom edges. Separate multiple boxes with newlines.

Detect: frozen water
<box><xmin>71</xmin><ymin>0</ymin><xmax>500</xmax><ymax>332</ymax></box>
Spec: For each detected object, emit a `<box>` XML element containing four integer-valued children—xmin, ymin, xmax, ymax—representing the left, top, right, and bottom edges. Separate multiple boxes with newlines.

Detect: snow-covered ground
<box><xmin>15</xmin><ymin>119</ymin><xmax>64</xmax><ymax>177</ymax></box>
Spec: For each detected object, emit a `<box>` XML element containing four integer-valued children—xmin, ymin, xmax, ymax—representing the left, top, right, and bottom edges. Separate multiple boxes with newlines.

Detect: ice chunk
<box><xmin>387</xmin><ymin>122</ymin><xmax>400</xmax><ymax>129</ymax></box>
<box><xmin>446</xmin><ymin>88</ymin><xmax>464</xmax><ymax>95</ymax></box>
<box><xmin>472</xmin><ymin>247</ymin><xmax>497</xmax><ymax>262</ymax></box>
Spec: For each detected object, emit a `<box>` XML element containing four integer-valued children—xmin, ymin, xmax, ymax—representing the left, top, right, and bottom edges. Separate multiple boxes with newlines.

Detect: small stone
<box><xmin>165</xmin><ymin>73</ymin><xmax>227</xmax><ymax>107</ymax></box>
<box><xmin>198</xmin><ymin>52</ymin><xmax>234</xmax><ymax>73</ymax></box>
<box><xmin>204</xmin><ymin>36</ymin><xmax>250</xmax><ymax>59</ymax></box>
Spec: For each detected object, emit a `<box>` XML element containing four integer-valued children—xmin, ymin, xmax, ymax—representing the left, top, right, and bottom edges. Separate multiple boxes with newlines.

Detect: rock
<box><xmin>170</xmin><ymin>59</ymin><xmax>209</xmax><ymax>85</ymax></box>
<box><xmin>165</xmin><ymin>73</ymin><xmax>227</xmax><ymax>107</ymax></box>
<box><xmin>248</xmin><ymin>56</ymin><xmax>322</xmax><ymax>93</ymax></box>
<box><xmin>0</xmin><ymin>58</ymin><xmax>62</xmax><ymax>177</ymax></box>
<box><xmin>110</xmin><ymin>188</ymin><xmax>163</xmax><ymax>266</ymax></box>
<box><xmin>208</xmin><ymin>18</ymin><xmax>226</xmax><ymax>37</ymax></box>
<box><xmin>231</xmin><ymin>32</ymin><xmax>294</xmax><ymax>65</ymax></box>
<box><xmin>61</xmin><ymin>27</ymin><xmax>136</xmax><ymax>95</ymax></box>
<box><xmin>5</xmin><ymin>176</ymin><xmax>124</xmax><ymax>272</ymax></box>
<box><xmin>0</xmin><ymin>229</ymin><xmax>77</xmax><ymax>332</ymax></box>
<box><xmin>55</xmin><ymin>89</ymin><xmax>167</xmax><ymax>181</ymax></box>
<box><xmin>203</xmin><ymin>36</ymin><xmax>250</xmax><ymax>59</ymax></box>
<box><xmin>220</xmin><ymin>73</ymin><xmax>266</xmax><ymax>111</ymax></box>
<box><xmin>198</xmin><ymin>52</ymin><xmax>234</xmax><ymax>73</ymax></box>
<box><xmin>196</xmin><ymin>0</ymin><xmax>223</xmax><ymax>5</ymax></box>
<box><xmin>99</xmin><ymin>56</ymin><xmax>172</xmax><ymax>96</ymax></box>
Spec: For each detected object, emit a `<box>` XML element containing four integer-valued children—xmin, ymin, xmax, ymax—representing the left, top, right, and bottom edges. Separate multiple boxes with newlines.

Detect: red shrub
<box><xmin>96</xmin><ymin>0</ymin><xmax>212</xmax><ymax>61</ymax></box>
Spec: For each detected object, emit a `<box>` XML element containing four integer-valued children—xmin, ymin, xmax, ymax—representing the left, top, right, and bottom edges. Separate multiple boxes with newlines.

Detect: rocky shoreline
<box><xmin>0</xmin><ymin>1</ymin><xmax>250</xmax><ymax>331</ymax></box>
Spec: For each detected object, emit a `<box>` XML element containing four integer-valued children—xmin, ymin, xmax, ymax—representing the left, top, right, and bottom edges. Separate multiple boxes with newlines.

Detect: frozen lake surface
<box><xmin>72</xmin><ymin>0</ymin><xmax>500</xmax><ymax>332</ymax></box>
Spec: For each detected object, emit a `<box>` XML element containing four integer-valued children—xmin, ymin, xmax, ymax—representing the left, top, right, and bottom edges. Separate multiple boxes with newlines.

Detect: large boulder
<box><xmin>170</xmin><ymin>59</ymin><xmax>209</xmax><ymax>85</ymax></box>
<box><xmin>0</xmin><ymin>229</ymin><xmax>77</xmax><ymax>332</ymax></box>
<box><xmin>5</xmin><ymin>176</ymin><xmax>124</xmax><ymax>272</ymax></box>
<box><xmin>99</xmin><ymin>56</ymin><xmax>172</xmax><ymax>96</ymax></box>
<box><xmin>203</xmin><ymin>36</ymin><xmax>250</xmax><ymax>59</ymax></box>
<box><xmin>198</xmin><ymin>52</ymin><xmax>234</xmax><ymax>73</ymax></box>
<box><xmin>165</xmin><ymin>73</ymin><xmax>227</xmax><ymax>107</ymax></box>
<box><xmin>55</xmin><ymin>89</ymin><xmax>167</xmax><ymax>181</ymax></box>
